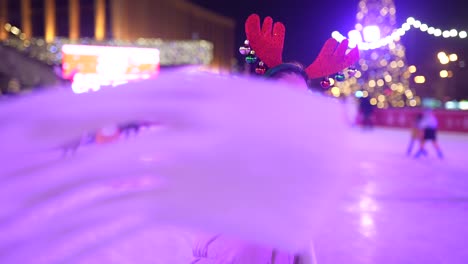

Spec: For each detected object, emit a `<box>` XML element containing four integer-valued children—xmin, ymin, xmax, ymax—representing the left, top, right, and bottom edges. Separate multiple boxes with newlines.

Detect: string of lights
<box><xmin>331</xmin><ymin>17</ymin><xmax>468</xmax><ymax>50</ymax></box>
<box><xmin>2</xmin><ymin>23</ymin><xmax>214</xmax><ymax>66</ymax></box>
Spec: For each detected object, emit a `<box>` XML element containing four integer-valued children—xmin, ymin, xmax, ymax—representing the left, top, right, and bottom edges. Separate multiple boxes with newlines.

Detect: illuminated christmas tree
<box><xmin>333</xmin><ymin>0</ymin><xmax>419</xmax><ymax>108</ymax></box>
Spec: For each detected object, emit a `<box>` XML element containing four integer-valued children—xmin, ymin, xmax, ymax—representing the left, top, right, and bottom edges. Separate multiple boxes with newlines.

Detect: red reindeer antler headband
<box><xmin>244</xmin><ymin>14</ymin><xmax>285</xmax><ymax>69</ymax></box>
<box><xmin>241</xmin><ymin>14</ymin><xmax>360</xmax><ymax>87</ymax></box>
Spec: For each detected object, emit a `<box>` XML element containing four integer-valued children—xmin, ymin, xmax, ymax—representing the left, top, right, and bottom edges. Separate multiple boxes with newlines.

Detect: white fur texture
<box><xmin>0</xmin><ymin>69</ymin><xmax>356</xmax><ymax>263</ymax></box>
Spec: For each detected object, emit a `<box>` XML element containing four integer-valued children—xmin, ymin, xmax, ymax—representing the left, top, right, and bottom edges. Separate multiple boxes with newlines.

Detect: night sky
<box><xmin>189</xmin><ymin>0</ymin><xmax>467</xmax><ymax>69</ymax></box>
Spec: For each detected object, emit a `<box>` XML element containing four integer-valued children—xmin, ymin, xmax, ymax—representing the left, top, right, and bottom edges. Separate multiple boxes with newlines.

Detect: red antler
<box><xmin>245</xmin><ymin>14</ymin><xmax>285</xmax><ymax>68</ymax></box>
<box><xmin>305</xmin><ymin>38</ymin><xmax>360</xmax><ymax>79</ymax></box>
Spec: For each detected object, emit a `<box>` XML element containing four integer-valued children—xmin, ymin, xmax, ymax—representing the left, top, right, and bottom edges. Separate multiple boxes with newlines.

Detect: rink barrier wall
<box><xmin>360</xmin><ymin>109</ymin><xmax>468</xmax><ymax>133</ymax></box>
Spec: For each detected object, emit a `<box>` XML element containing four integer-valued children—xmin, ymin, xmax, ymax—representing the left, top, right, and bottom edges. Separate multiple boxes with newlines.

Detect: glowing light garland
<box><xmin>3</xmin><ymin>37</ymin><xmax>213</xmax><ymax>66</ymax></box>
<box><xmin>2</xmin><ymin>23</ymin><xmax>214</xmax><ymax>66</ymax></box>
<box><xmin>332</xmin><ymin>17</ymin><xmax>468</xmax><ymax>50</ymax></box>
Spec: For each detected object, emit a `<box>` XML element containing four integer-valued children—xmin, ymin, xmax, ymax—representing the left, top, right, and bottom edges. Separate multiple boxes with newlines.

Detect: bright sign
<box><xmin>61</xmin><ymin>44</ymin><xmax>160</xmax><ymax>93</ymax></box>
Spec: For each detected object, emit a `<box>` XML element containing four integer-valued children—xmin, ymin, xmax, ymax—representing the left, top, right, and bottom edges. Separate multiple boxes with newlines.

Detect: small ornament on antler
<box><xmin>320</xmin><ymin>78</ymin><xmax>332</xmax><ymax>89</ymax></box>
<box><xmin>335</xmin><ymin>72</ymin><xmax>346</xmax><ymax>82</ymax></box>
<box><xmin>305</xmin><ymin>38</ymin><xmax>359</xmax><ymax>80</ymax></box>
<box><xmin>244</xmin><ymin>14</ymin><xmax>285</xmax><ymax>69</ymax></box>
<box><xmin>347</xmin><ymin>66</ymin><xmax>358</xmax><ymax>77</ymax></box>
<box><xmin>239</xmin><ymin>40</ymin><xmax>251</xmax><ymax>55</ymax></box>
<box><xmin>245</xmin><ymin>50</ymin><xmax>258</xmax><ymax>64</ymax></box>
<box><xmin>255</xmin><ymin>61</ymin><xmax>267</xmax><ymax>74</ymax></box>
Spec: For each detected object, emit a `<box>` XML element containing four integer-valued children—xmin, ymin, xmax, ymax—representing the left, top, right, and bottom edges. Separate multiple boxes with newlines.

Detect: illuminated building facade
<box><xmin>0</xmin><ymin>0</ymin><xmax>235</xmax><ymax>70</ymax></box>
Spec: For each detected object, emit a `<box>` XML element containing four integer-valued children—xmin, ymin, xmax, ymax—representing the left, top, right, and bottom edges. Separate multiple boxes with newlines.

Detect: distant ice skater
<box><xmin>414</xmin><ymin>109</ymin><xmax>444</xmax><ymax>159</ymax></box>
<box><xmin>406</xmin><ymin>112</ymin><xmax>423</xmax><ymax>156</ymax></box>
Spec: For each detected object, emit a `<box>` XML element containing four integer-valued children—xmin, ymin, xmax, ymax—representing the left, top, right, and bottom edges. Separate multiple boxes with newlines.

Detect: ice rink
<box><xmin>2</xmin><ymin>127</ymin><xmax>468</xmax><ymax>264</ymax></box>
<box><xmin>314</xmin><ymin>127</ymin><xmax>468</xmax><ymax>264</ymax></box>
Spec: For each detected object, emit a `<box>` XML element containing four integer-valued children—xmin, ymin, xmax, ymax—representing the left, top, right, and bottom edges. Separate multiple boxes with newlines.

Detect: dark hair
<box><xmin>415</xmin><ymin>113</ymin><xmax>423</xmax><ymax>121</ymax></box>
<box><xmin>264</xmin><ymin>62</ymin><xmax>308</xmax><ymax>83</ymax></box>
